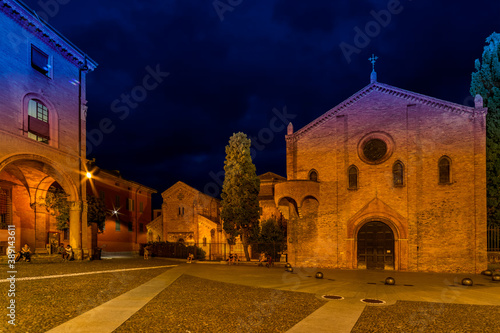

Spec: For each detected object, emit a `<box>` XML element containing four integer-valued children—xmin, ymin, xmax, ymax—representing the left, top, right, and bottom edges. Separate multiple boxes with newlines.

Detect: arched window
<box><xmin>438</xmin><ymin>156</ymin><xmax>451</xmax><ymax>184</ymax></box>
<box><xmin>27</xmin><ymin>99</ymin><xmax>49</xmax><ymax>143</ymax></box>
<box><xmin>348</xmin><ymin>165</ymin><xmax>358</xmax><ymax>189</ymax></box>
<box><xmin>393</xmin><ymin>161</ymin><xmax>404</xmax><ymax>186</ymax></box>
<box><xmin>309</xmin><ymin>170</ymin><xmax>318</xmax><ymax>182</ymax></box>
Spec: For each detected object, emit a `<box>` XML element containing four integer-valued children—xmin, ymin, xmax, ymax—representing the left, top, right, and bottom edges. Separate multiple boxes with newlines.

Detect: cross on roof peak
<box><xmin>368</xmin><ymin>54</ymin><xmax>378</xmax><ymax>71</ymax></box>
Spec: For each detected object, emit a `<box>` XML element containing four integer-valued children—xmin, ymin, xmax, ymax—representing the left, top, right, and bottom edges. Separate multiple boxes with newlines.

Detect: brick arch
<box><xmin>0</xmin><ymin>153</ymin><xmax>79</xmax><ymax>202</ymax></box>
<box><xmin>347</xmin><ymin>215</ymin><xmax>407</xmax><ymax>271</ymax></box>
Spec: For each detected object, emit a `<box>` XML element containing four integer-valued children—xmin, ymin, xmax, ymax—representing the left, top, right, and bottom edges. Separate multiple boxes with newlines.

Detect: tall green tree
<box><xmin>471</xmin><ymin>32</ymin><xmax>500</xmax><ymax>226</ymax></box>
<box><xmin>221</xmin><ymin>132</ymin><xmax>261</xmax><ymax>261</ymax></box>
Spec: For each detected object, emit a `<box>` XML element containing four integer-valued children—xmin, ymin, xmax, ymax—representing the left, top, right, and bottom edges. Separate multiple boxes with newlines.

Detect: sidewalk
<box><xmin>43</xmin><ymin>262</ymin><xmax>500</xmax><ymax>332</ymax></box>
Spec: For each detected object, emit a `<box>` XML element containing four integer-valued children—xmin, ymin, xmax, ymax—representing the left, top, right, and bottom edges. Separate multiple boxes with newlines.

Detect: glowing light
<box><xmin>86</xmin><ymin>172</ymin><xmax>92</xmax><ymax>179</ymax></box>
<box><xmin>113</xmin><ymin>210</ymin><xmax>118</xmax><ymax>215</ymax></box>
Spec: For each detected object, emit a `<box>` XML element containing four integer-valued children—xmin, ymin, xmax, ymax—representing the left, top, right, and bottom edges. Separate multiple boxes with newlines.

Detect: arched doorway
<box><xmin>357</xmin><ymin>221</ymin><xmax>394</xmax><ymax>269</ymax></box>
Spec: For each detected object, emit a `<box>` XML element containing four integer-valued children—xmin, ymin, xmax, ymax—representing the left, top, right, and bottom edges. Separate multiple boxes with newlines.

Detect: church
<box><xmin>275</xmin><ymin>67</ymin><xmax>487</xmax><ymax>273</ymax></box>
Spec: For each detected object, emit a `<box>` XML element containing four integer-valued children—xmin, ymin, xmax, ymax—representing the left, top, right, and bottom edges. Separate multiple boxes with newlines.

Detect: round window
<box><xmin>363</xmin><ymin>139</ymin><xmax>387</xmax><ymax>162</ymax></box>
<box><xmin>357</xmin><ymin>132</ymin><xmax>394</xmax><ymax>165</ymax></box>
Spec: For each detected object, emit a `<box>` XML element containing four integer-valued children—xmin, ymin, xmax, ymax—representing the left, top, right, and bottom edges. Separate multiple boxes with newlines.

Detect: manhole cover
<box><xmin>361</xmin><ymin>298</ymin><xmax>386</xmax><ymax>304</ymax></box>
<box><xmin>322</xmin><ymin>295</ymin><xmax>344</xmax><ymax>300</ymax></box>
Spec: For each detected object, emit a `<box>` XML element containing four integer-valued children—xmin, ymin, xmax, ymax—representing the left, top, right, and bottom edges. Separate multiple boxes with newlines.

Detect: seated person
<box><xmin>258</xmin><ymin>252</ymin><xmax>266</xmax><ymax>266</ymax></box>
<box><xmin>64</xmin><ymin>244</ymin><xmax>74</xmax><ymax>261</ymax></box>
<box><xmin>17</xmin><ymin>244</ymin><xmax>31</xmax><ymax>262</ymax></box>
<box><xmin>144</xmin><ymin>245</ymin><xmax>150</xmax><ymax>260</ymax></box>
<box><xmin>187</xmin><ymin>252</ymin><xmax>194</xmax><ymax>263</ymax></box>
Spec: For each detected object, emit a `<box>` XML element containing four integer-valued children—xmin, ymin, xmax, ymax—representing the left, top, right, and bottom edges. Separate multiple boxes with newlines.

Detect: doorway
<box><xmin>357</xmin><ymin>221</ymin><xmax>394</xmax><ymax>269</ymax></box>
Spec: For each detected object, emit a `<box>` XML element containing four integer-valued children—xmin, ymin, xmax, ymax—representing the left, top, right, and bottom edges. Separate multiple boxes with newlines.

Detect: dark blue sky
<box><xmin>21</xmin><ymin>0</ymin><xmax>500</xmax><ymax>208</ymax></box>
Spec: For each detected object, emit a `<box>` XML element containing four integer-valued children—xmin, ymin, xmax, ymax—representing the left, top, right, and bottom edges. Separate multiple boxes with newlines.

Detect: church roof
<box><xmin>259</xmin><ymin>172</ymin><xmax>286</xmax><ymax>181</ymax></box>
<box><xmin>287</xmin><ymin>82</ymin><xmax>486</xmax><ymax>142</ymax></box>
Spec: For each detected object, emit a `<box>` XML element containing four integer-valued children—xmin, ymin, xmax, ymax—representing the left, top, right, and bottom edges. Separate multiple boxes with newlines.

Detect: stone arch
<box><xmin>0</xmin><ymin>153</ymin><xmax>79</xmax><ymax>202</ymax></box>
<box><xmin>277</xmin><ymin>197</ymin><xmax>299</xmax><ymax>220</ymax></box>
<box><xmin>300</xmin><ymin>195</ymin><xmax>319</xmax><ymax>218</ymax></box>
<box><xmin>347</xmin><ymin>207</ymin><xmax>408</xmax><ymax>271</ymax></box>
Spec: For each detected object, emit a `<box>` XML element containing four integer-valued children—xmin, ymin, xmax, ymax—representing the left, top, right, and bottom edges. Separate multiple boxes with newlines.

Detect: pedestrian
<box><xmin>144</xmin><ymin>245</ymin><xmax>150</xmax><ymax>260</ymax></box>
<box><xmin>187</xmin><ymin>252</ymin><xmax>194</xmax><ymax>263</ymax></box>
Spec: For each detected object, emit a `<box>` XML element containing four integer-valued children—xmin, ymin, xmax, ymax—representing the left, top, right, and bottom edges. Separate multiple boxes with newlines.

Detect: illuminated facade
<box><xmin>276</xmin><ymin>80</ymin><xmax>488</xmax><ymax>273</ymax></box>
<box><xmin>86</xmin><ymin>167</ymin><xmax>156</xmax><ymax>252</ymax></box>
<box><xmin>0</xmin><ymin>0</ymin><xmax>97</xmax><ymax>258</ymax></box>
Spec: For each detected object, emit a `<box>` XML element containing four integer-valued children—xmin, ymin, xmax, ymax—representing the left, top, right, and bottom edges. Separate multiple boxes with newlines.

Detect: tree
<box><xmin>44</xmin><ymin>187</ymin><xmax>107</xmax><ymax>232</ymax></box>
<box><xmin>260</xmin><ymin>218</ymin><xmax>285</xmax><ymax>244</ymax></box>
<box><xmin>44</xmin><ymin>187</ymin><xmax>70</xmax><ymax>231</ymax></box>
<box><xmin>471</xmin><ymin>32</ymin><xmax>500</xmax><ymax>226</ymax></box>
<box><xmin>221</xmin><ymin>132</ymin><xmax>261</xmax><ymax>261</ymax></box>
<box><xmin>87</xmin><ymin>195</ymin><xmax>106</xmax><ymax>232</ymax></box>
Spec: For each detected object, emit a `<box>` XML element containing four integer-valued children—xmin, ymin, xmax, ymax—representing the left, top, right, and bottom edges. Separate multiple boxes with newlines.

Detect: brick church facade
<box><xmin>275</xmin><ymin>80</ymin><xmax>488</xmax><ymax>274</ymax></box>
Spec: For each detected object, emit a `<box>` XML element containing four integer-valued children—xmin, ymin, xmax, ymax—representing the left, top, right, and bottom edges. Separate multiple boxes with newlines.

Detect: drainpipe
<box><xmin>78</xmin><ymin>57</ymin><xmax>89</xmax><ymax>259</ymax></box>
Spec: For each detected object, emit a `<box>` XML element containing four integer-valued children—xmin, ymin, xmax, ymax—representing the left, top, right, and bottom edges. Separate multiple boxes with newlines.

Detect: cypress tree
<box><xmin>471</xmin><ymin>32</ymin><xmax>500</xmax><ymax>226</ymax></box>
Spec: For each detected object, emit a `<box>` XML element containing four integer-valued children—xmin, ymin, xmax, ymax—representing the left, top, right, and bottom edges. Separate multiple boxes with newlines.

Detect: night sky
<box><xmin>21</xmin><ymin>0</ymin><xmax>500</xmax><ymax>208</ymax></box>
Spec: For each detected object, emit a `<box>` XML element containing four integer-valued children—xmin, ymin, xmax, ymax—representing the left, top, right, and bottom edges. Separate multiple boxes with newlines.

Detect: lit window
<box><xmin>348</xmin><ymin>165</ymin><xmax>358</xmax><ymax>189</ymax></box>
<box><xmin>31</xmin><ymin>45</ymin><xmax>50</xmax><ymax>76</ymax></box>
<box><xmin>28</xmin><ymin>99</ymin><xmax>49</xmax><ymax>143</ymax></box>
<box><xmin>439</xmin><ymin>156</ymin><xmax>451</xmax><ymax>184</ymax></box>
<box><xmin>127</xmin><ymin>198</ymin><xmax>134</xmax><ymax>211</ymax></box>
<box><xmin>393</xmin><ymin>161</ymin><xmax>404</xmax><ymax>187</ymax></box>
<box><xmin>115</xmin><ymin>217</ymin><xmax>120</xmax><ymax>231</ymax></box>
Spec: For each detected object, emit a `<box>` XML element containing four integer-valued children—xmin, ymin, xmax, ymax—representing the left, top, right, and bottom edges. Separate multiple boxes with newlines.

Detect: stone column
<box><xmin>69</xmin><ymin>201</ymin><xmax>83</xmax><ymax>260</ymax></box>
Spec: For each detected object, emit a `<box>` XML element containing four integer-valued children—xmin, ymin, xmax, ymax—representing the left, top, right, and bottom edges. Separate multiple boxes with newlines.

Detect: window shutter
<box><xmin>28</xmin><ymin>115</ymin><xmax>50</xmax><ymax>138</ymax></box>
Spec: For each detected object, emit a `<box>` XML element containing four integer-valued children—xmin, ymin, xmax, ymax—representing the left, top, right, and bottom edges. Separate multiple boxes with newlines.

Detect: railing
<box><xmin>142</xmin><ymin>242</ymin><xmax>287</xmax><ymax>262</ymax></box>
<box><xmin>488</xmin><ymin>226</ymin><xmax>500</xmax><ymax>251</ymax></box>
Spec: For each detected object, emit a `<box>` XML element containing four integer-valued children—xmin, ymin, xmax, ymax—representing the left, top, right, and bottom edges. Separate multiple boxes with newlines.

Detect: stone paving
<box><xmin>3</xmin><ymin>255</ymin><xmax>500</xmax><ymax>332</ymax></box>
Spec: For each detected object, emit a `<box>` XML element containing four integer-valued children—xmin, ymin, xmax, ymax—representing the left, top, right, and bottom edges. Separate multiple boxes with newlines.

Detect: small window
<box><xmin>28</xmin><ymin>99</ymin><xmax>49</xmax><ymax>143</ymax></box>
<box><xmin>127</xmin><ymin>198</ymin><xmax>134</xmax><ymax>211</ymax></box>
<box><xmin>31</xmin><ymin>45</ymin><xmax>50</xmax><ymax>76</ymax></box>
<box><xmin>348</xmin><ymin>165</ymin><xmax>358</xmax><ymax>189</ymax></box>
<box><xmin>115</xmin><ymin>195</ymin><xmax>120</xmax><ymax>208</ymax></box>
<box><xmin>179</xmin><ymin>206</ymin><xmax>184</xmax><ymax>216</ymax></box>
<box><xmin>203</xmin><ymin>237</ymin><xmax>207</xmax><ymax>246</ymax></box>
<box><xmin>115</xmin><ymin>219</ymin><xmax>120</xmax><ymax>231</ymax></box>
<box><xmin>393</xmin><ymin>161</ymin><xmax>404</xmax><ymax>187</ymax></box>
<box><xmin>139</xmin><ymin>202</ymin><xmax>144</xmax><ymax>213</ymax></box>
<box><xmin>309</xmin><ymin>170</ymin><xmax>318</xmax><ymax>182</ymax></box>
<box><xmin>139</xmin><ymin>223</ymin><xmax>144</xmax><ymax>233</ymax></box>
<box><xmin>128</xmin><ymin>221</ymin><xmax>133</xmax><ymax>232</ymax></box>
<box><xmin>439</xmin><ymin>156</ymin><xmax>451</xmax><ymax>184</ymax></box>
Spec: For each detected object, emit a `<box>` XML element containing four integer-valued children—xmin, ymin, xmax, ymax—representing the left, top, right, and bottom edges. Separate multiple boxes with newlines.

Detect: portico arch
<box><xmin>0</xmin><ymin>154</ymin><xmax>82</xmax><ymax>252</ymax></box>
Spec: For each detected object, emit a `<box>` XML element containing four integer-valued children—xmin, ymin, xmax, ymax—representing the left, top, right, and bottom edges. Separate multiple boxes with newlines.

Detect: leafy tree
<box><xmin>44</xmin><ymin>188</ymin><xmax>107</xmax><ymax>232</ymax></box>
<box><xmin>87</xmin><ymin>195</ymin><xmax>106</xmax><ymax>232</ymax></box>
<box><xmin>221</xmin><ymin>132</ymin><xmax>261</xmax><ymax>261</ymax></box>
<box><xmin>260</xmin><ymin>218</ymin><xmax>285</xmax><ymax>244</ymax></box>
<box><xmin>471</xmin><ymin>32</ymin><xmax>500</xmax><ymax>226</ymax></box>
<box><xmin>44</xmin><ymin>188</ymin><xmax>70</xmax><ymax>230</ymax></box>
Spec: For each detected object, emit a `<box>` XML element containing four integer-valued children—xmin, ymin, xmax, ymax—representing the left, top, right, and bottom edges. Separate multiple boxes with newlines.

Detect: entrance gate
<box><xmin>357</xmin><ymin>221</ymin><xmax>394</xmax><ymax>269</ymax></box>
